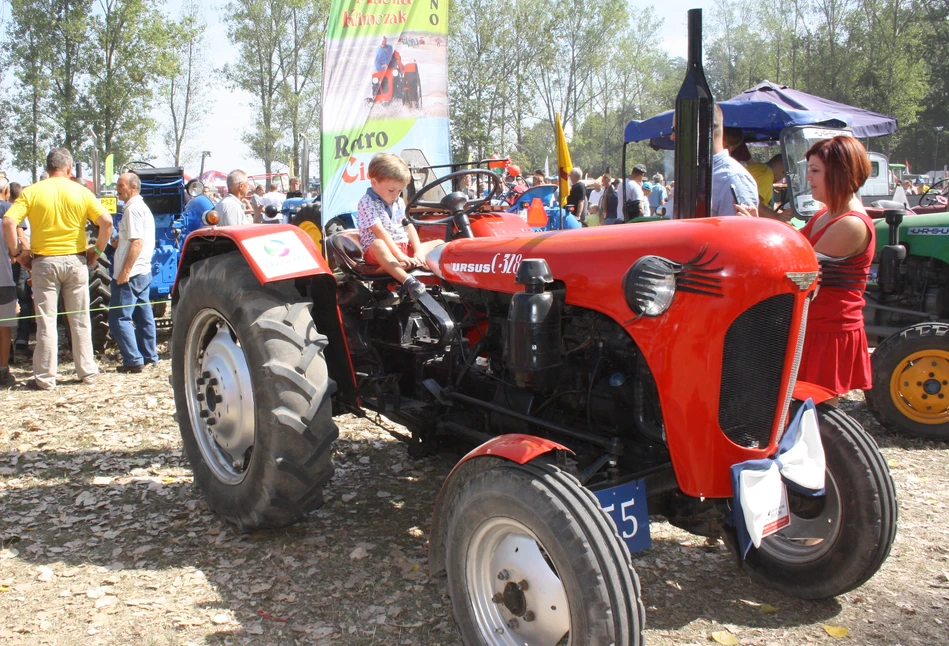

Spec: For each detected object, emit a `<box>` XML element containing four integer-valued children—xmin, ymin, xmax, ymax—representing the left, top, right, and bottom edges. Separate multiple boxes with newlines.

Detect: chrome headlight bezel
<box><xmin>623</xmin><ymin>255</ymin><xmax>678</xmax><ymax>317</ymax></box>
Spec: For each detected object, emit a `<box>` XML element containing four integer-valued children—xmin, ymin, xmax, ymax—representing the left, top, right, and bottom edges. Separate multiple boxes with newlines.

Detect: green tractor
<box><xmin>863</xmin><ymin>205</ymin><xmax>949</xmax><ymax>440</ymax></box>
<box><xmin>754</xmin><ymin>126</ymin><xmax>949</xmax><ymax>441</ymax></box>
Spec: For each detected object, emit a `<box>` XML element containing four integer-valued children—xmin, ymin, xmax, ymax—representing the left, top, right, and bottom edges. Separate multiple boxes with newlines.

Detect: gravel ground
<box><xmin>0</xmin><ymin>330</ymin><xmax>947</xmax><ymax>645</ymax></box>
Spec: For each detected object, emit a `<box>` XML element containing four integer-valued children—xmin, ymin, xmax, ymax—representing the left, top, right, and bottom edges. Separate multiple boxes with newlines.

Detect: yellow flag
<box><xmin>556</xmin><ymin>113</ymin><xmax>572</xmax><ymax>206</ymax></box>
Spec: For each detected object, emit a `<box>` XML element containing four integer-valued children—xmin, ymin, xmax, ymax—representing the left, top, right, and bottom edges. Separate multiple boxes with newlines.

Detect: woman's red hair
<box><xmin>805</xmin><ymin>136</ymin><xmax>871</xmax><ymax>215</ymax></box>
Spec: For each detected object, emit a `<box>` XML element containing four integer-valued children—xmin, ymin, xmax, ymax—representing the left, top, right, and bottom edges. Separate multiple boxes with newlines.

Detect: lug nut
<box><xmin>207</xmin><ymin>418</ymin><xmax>217</xmax><ymax>426</ymax></box>
<box><xmin>492</xmin><ymin>593</ymin><xmax>503</xmax><ymax>604</ymax></box>
<box><xmin>497</xmin><ymin>570</ymin><xmax>510</xmax><ymax>581</ymax></box>
<box><xmin>516</xmin><ymin>580</ymin><xmax>529</xmax><ymax>591</ymax></box>
<box><xmin>209</xmin><ymin>378</ymin><xmax>219</xmax><ymax>386</ymax></box>
<box><xmin>523</xmin><ymin>610</ymin><xmax>535</xmax><ymax>622</ymax></box>
<box><xmin>196</xmin><ymin>377</ymin><xmax>206</xmax><ymax>386</ymax></box>
<box><xmin>214</xmin><ymin>394</ymin><xmax>224</xmax><ymax>403</ymax></box>
<box><xmin>200</xmin><ymin>410</ymin><xmax>209</xmax><ymax>418</ymax></box>
<box><xmin>507</xmin><ymin>618</ymin><xmax>518</xmax><ymax>630</ymax></box>
<box><xmin>202</xmin><ymin>371</ymin><xmax>211</xmax><ymax>378</ymax></box>
<box><xmin>196</xmin><ymin>393</ymin><xmax>205</xmax><ymax>401</ymax></box>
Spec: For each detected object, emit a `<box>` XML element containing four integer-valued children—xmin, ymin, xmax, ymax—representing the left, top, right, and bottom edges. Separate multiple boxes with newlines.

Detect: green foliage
<box><xmin>162</xmin><ymin>0</ymin><xmax>210</xmax><ymax>168</ymax></box>
<box><xmin>87</xmin><ymin>0</ymin><xmax>177</xmax><ymax>170</ymax></box>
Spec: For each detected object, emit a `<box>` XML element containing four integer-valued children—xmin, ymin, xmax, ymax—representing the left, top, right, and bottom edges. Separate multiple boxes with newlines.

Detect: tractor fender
<box><xmin>792</xmin><ymin>381</ymin><xmax>838</xmax><ymax>405</ymax></box>
<box><xmin>428</xmin><ymin>434</ymin><xmax>572</xmax><ymax>577</ymax></box>
<box><xmin>172</xmin><ymin>224</ymin><xmax>334</xmax><ymax>300</ymax></box>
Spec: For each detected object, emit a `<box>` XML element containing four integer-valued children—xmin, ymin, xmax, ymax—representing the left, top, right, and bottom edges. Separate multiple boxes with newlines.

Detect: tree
<box><xmin>86</xmin><ymin>0</ymin><xmax>176</xmax><ymax>170</ymax></box>
<box><xmin>276</xmin><ymin>0</ymin><xmax>328</xmax><ymax>176</ymax></box>
<box><xmin>448</xmin><ymin>0</ymin><xmax>511</xmax><ymax>162</ymax></box>
<box><xmin>162</xmin><ymin>0</ymin><xmax>210</xmax><ymax>167</ymax></box>
<box><xmin>225</xmin><ymin>0</ymin><xmax>289</xmax><ymax>175</ymax></box>
<box><xmin>4</xmin><ymin>0</ymin><xmax>56</xmax><ymax>180</ymax></box>
<box><xmin>46</xmin><ymin>0</ymin><xmax>94</xmax><ymax>153</ymax></box>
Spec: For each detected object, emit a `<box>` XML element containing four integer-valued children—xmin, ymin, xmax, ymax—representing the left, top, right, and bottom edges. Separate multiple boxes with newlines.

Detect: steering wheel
<box><xmin>918</xmin><ymin>178</ymin><xmax>949</xmax><ymax>207</ymax></box>
<box><xmin>404</xmin><ymin>169</ymin><xmax>502</xmax><ymax>231</ymax></box>
<box><xmin>119</xmin><ymin>160</ymin><xmax>156</xmax><ymax>174</ymax></box>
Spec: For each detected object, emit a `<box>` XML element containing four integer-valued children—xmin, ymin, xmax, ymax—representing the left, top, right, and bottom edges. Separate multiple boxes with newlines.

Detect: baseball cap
<box><xmin>642</xmin><ymin>181</ymin><xmax>654</xmax><ymax>191</ymax></box>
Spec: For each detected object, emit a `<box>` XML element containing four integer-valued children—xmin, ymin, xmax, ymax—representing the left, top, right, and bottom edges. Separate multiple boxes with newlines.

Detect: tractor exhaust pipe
<box><xmin>299</xmin><ymin>135</ymin><xmax>310</xmax><ymax>197</ymax></box>
<box><xmin>88</xmin><ymin>127</ymin><xmax>101</xmax><ymax>194</ymax></box>
<box><xmin>672</xmin><ymin>8</ymin><xmax>714</xmax><ymax>219</ymax></box>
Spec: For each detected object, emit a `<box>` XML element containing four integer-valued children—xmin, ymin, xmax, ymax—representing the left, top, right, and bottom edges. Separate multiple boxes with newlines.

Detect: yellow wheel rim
<box><xmin>888</xmin><ymin>349</ymin><xmax>949</xmax><ymax>424</ymax></box>
<box><xmin>297</xmin><ymin>221</ymin><xmax>323</xmax><ymax>248</ymax></box>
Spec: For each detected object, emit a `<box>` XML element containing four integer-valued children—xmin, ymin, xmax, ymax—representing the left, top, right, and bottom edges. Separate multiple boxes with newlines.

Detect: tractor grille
<box><xmin>719</xmin><ymin>294</ymin><xmax>795</xmax><ymax>448</ymax></box>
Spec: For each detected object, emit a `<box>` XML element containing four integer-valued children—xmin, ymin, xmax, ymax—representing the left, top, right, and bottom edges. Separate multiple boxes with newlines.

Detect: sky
<box><xmin>4</xmin><ymin>1</ymin><xmax>716</xmax><ymax>183</ymax></box>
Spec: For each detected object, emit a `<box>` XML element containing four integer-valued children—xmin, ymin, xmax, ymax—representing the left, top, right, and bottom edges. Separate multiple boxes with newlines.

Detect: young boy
<box><xmin>357</xmin><ymin>153</ymin><xmax>441</xmax><ymax>299</ymax></box>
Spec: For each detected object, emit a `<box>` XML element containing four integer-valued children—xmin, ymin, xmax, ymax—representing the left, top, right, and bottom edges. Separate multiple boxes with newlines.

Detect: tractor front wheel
<box><xmin>171</xmin><ymin>252</ymin><xmax>338</xmax><ymax>531</ymax></box>
<box><xmin>444</xmin><ymin>459</ymin><xmax>644</xmax><ymax>645</ymax></box>
<box><xmin>742</xmin><ymin>403</ymin><xmax>897</xmax><ymax>599</ymax></box>
<box><xmin>865</xmin><ymin>322</ymin><xmax>949</xmax><ymax>440</ymax></box>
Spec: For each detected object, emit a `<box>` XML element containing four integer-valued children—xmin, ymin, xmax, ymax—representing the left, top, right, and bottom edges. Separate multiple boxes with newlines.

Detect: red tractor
<box><xmin>368</xmin><ymin>50</ymin><xmax>422</xmax><ymax>109</ymax></box>
<box><xmin>169</xmin><ymin>163</ymin><xmax>896</xmax><ymax>644</ymax></box>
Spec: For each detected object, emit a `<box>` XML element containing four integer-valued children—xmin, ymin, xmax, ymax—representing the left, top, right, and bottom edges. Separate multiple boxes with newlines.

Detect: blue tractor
<box><xmin>112</xmin><ymin>166</ymin><xmax>210</xmax><ymax>320</ymax></box>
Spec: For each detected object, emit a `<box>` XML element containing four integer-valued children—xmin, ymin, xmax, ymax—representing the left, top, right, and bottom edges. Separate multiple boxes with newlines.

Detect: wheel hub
<box><xmin>468</xmin><ymin>519</ymin><xmax>569</xmax><ymax>645</ymax></box>
<box><xmin>889</xmin><ymin>350</ymin><xmax>949</xmax><ymax>424</ymax></box>
<box><xmin>185</xmin><ymin>310</ymin><xmax>256</xmax><ymax>485</ymax></box>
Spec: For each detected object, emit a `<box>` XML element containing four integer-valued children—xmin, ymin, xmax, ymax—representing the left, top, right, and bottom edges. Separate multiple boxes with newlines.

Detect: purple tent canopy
<box><xmin>625</xmin><ymin>80</ymin><xmax>898</xmax><ymax>149</ymax></box>
<box><xmin>728</xmin><ymin>81</ymin><xmax>897</xmax><ymax>138</ymax></box>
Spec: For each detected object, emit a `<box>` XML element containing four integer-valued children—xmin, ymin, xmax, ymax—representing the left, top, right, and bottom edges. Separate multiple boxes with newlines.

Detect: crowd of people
<box><xmin>203</xmin><ymin>173</ymin><xmax>308</xmax><ymax>225</ymax></box>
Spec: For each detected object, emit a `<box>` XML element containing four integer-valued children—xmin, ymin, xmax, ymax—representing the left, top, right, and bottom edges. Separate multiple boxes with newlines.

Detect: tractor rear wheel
<box><xmin>444</xmin><ymin>459</ymin><xmax>644</xmax><ymax>645</ymax></box>
<box><xmin>88</xmin><ymin>257</ymin><xmax>111</xmax><ymax>353</ymax></box>
<box><xmin>742</xmin><ymin>403</ymin><xmax>897</xmax><ymax>599</ymax></box>
<box><xmin>865</xmin><ymin>322</ymin><xmax>949</xmax><ymax>440</ymax></box>
<box><xmin>171</xmin><ymin>252</ymin><xmax>338</xmax><ymax>531</ymax></box>
<box><xmin>323</xmin><ymin>216</ymin><xmax>348</xmax><ymax>238</ymax></box>
<box><xmin>291</xmin><ymin>204</ymin><xmax>323</xmax><ymax>250</ymax></box>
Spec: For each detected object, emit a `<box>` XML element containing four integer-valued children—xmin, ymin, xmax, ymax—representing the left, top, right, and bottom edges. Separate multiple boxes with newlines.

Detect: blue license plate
<box><xmin>594</xmin><ymin>479</ymin><xmax>651</xmax><ymax>554</ymax></box>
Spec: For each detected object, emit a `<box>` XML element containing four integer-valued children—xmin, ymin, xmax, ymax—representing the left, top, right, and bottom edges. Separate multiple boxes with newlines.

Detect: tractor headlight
<box><xmin>186</xmin><ymin>179</ymin><xmax>205</xmax><ymax>198</ymax></box>
<box><xmin>623</xmin><ymin>256</ymin><xmax>677</xmax><ymax>317</ymax></box>
<box><xmin>202</xmin><ymin>209</ymin><xmax>219</xmax><ymax>226</ymax></box>
<box><xmin>393</xmin><ymin>69</ymin><xmax>400</xmax><ymax>78</ymax></box>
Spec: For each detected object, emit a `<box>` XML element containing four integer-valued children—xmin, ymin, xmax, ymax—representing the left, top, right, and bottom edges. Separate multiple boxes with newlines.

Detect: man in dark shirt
<box><xmin>566</xmin><ymin>168</ymin><xmax>587</xmax><ymax>223</ymax></box>
<box><xmin>286</xmin><ymin>177</ymin><xmax>304</xmax><ymax>199</ymax></box>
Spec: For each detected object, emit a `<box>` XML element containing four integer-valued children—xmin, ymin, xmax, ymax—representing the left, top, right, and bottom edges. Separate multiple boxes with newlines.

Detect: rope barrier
<box><xmin>0</xmin><ymin>299</ymin><xmax>169</xmax><ymax>324</ymax></box>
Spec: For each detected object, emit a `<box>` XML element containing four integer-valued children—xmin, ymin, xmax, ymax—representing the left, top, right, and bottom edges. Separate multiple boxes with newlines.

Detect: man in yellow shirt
<box><xmin>2</xmin><ymin>148</ymin><xmax>113</xmax><ymax>390</ymax></box>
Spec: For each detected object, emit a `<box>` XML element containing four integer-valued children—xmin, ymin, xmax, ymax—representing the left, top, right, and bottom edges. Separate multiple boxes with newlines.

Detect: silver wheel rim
<box><xmin>184</xmin><ymin>308</ymin><xmax>256</xmax><ymax>485</ymax></box>
<box><xmin>466</xmin><ymin>517</ymin><xmax>570</xmax><ymax>645</ymax></box>
<box><xmin>758</xmin><ymin>468</ymin><xmax>842</xmax><ymax>562</ymax></box>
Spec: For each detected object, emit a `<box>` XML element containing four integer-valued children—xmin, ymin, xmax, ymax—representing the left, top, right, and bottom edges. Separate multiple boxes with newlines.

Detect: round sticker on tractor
<box><xmin>263</xmin><ymin>240</ymin><xmax>291</xmax><ymax>257</ymax></box>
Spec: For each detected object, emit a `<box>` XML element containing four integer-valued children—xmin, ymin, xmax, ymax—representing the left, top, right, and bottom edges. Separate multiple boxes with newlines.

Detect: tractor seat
<box><xmin>326</xmin><ymin>230</ymin><xmax>430</xmax><ymax>282</ymax></box>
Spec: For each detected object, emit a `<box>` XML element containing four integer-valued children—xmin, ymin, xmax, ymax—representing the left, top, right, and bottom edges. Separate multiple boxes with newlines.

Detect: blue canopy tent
<box><xmin>624</xmin><ymin>80</ymin><xmax>898</xmax><ymax>150</ymax></box>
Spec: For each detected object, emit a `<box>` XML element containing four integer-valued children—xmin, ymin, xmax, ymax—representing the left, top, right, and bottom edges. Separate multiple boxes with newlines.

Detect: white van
<box><xmin>858</xmin><ymin>152</ymin><xmax>890</xmax><ymax>197</ymax></box>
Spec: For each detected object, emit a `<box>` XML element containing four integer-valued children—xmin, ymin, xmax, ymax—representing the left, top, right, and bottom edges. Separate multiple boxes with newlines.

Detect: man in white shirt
<box><xmin>213</xmin><ymin>170</ymin><xmax>251</xmax><ymax>226</ymax></box>
<box><xmin>109</xmin><ymin>172</ymin><xmax>159</xmax><ymax>373</ymax></box>
<box><xmin>622</xmin><ymin>164</ymin><xmax>647</xmax><ymax>220</ymax></box>
<box><xmin>261</xmin><ymin>182</ymin><xmax>286</xmax><ymax>213</ymax></box>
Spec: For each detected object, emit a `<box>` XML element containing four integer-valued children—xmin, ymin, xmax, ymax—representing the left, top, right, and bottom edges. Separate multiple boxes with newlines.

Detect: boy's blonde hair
<box><xmin>367</xmin><ymin>153</ymin><xmax>412</xmax><ymax>185</ymax></box>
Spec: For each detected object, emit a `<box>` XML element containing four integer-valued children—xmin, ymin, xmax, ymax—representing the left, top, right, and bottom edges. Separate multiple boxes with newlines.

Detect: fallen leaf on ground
<box><xmin>823</xmin><ymin>625</ymin><xmax>849</xmax><ymax>638</ymax></box>
<box><xmin>711</xmin><ymin>630</ymin><xmax>739</xmax><ymax>645</ymax></box>
<box><xmin>349</xmin><ymin>546</ymin><xmax>369</xmax><ymax>560</ymax></box>
<box><xmin>759</xmin><ymin>603</ymin><xmax>778</xmax><ymax>613</ymax></box>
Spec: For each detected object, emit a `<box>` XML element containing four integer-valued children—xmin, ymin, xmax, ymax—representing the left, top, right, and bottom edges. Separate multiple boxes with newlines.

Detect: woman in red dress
<box><xmin>797</xmin><ymin>136</ymin><xmax>875</xmax><ymax>405</ymax></box>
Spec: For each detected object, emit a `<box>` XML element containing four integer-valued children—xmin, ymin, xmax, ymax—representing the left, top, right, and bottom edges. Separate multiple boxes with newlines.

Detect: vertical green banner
<box><xmin>321</xmin><ymin>0</ymin><xmax>451</xmax><ymax>221</ymax></box>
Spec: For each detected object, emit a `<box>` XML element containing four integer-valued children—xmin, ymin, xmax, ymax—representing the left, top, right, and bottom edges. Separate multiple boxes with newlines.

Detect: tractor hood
<box><xmin>432</xmin><ymin>217</ymin><xmax>818</xmax><ymax>325</ymax></box>
<box><xmin>873</xmin><ymin>211</ymin><xmax>949</xmax><ymax>266</ymax></box>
